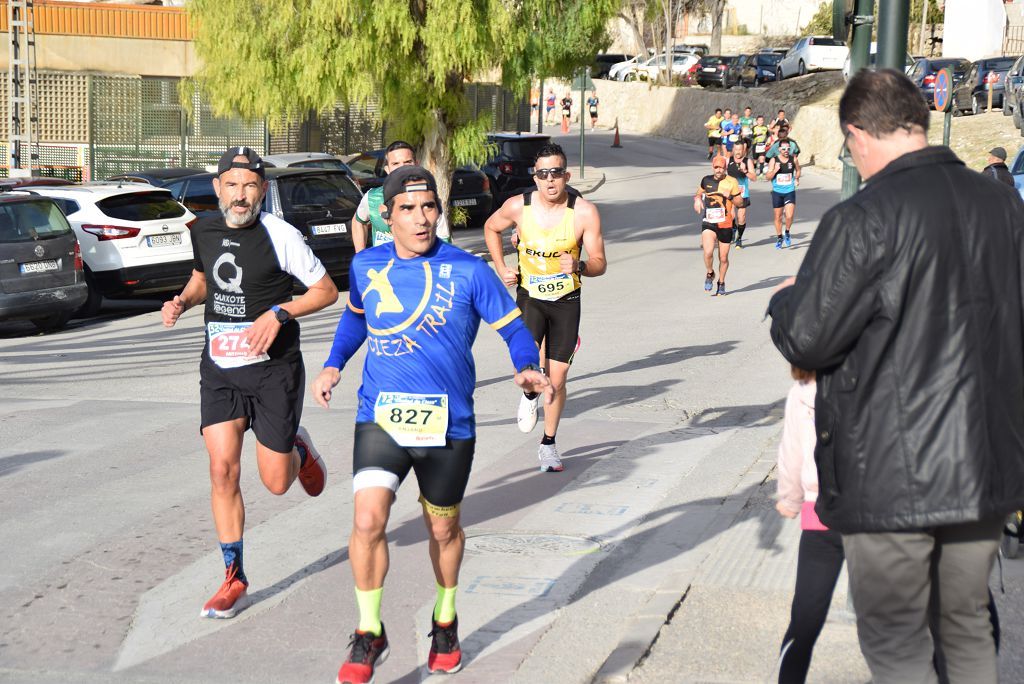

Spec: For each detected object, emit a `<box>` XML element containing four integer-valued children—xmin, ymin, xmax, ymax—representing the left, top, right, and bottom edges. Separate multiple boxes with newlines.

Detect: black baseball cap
<box><xmin>989</xmin><ymin>146</ymin><xmax>1008</xmax><ymax>161</ymax></box>
<box><xmin>382</xmin><ymin>165</ymin><xmax>439</xmax><ymax>205</ymax></box>
<box><xmin>217</xmin><ymin>146</ymin><xmax>265</xmax><ymax>178</ymax></box>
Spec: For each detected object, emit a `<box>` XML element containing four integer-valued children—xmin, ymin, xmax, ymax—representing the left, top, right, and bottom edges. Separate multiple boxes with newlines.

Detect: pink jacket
<box><xmin>776</xmin><ymin>379</ymin><xmax>827</xmax><ymax>530</ymax></box>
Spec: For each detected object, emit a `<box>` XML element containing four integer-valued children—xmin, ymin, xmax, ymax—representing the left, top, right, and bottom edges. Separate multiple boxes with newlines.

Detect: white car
<box><xmin>262</xmin><ymin>152</ymin><xmax>354</xmax><ymax>174</ymax></box>
<box><xmin>776</xmin><ymin>36</ymin><xmax>849</xmax><ymax>80</ymax></box>
<box><xmin>610</xmin><ymin>55</ymin><xmax>644</xmax><ymax>81</ymax></box>
<box><xmin>29</xmin><ymin>182</ymin><xmax>196</xmax><ymax>315</ymax></box>
<box><xmin>627</xmin><ymin>53</ymin><xmax>699</xmax><ymax>82</ymax></box>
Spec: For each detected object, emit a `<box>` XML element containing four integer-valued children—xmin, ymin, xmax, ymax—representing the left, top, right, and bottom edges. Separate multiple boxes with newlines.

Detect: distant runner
<box><xmin>587</xmin><ymin>91</ymin><xmax>600</xmax><ymax>130</ymax></box>
<box><xmin>766</xmin><ymin>141</ymin><xmax>800</xmax><ymax>248</ymax></box>
<box><xmin>751</xmin><ymin>115</ymin><xmax>771</xmax><ymax>176</ymax></box>
<box><xmin>694</xmin><ymin>156</ymin><xmax>742</xmax><ymax>296</ymax></box>
<box><xmin>727</xmin><ymin>141</ymin><xmax>757</xmax><ymax>249</ymax></box>
<box><xmin>739</xmin><ymin>107</ymin><xmax>755</xmax><ymax>148</ymax></box>
<box><xmin>705</xmin><ymin>108</ymin><xmax>725</xmax><ymax>159</ymax></box>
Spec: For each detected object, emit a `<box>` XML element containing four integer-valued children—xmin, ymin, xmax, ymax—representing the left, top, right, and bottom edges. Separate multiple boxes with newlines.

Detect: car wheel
<box><xmin>624</xmin><ymin>72</ymin><xmax>636</xmax><ymax>82</ymax></box>
<box><xmin>1004</xmin><ymin>99</ymin><xmax>1014</xmax><ymax>116</ymax></box>
<box><xmin>31</xmin><ymin>310</ymin><xmax>72</xmax><ymax>333</ymax></box>
<box><xmin>78</xmin><ymin>268</ymin><xmax>103</xmax><ymax>317</ymax></box>
<box><xmin>1013</xmin><ymin>102</ymin><xmax>1023</xmax><ymax>129</ymax></box>
<box><xmin>952</xmin><ymin>105</ymin><xmax>963</xmax><ymax>117</ymax></box>
<box><xmin>972</xmin><ymin>95</ymin><xmax>984</xmax><ymax>115</ymax></box>
<box><xmin>776</xmin><ymin>67</ymin><xmax>784</xmax><ymax>81</ymax></box>
<box><xmin>754</xmin><ymin>76</ymin><xmax>761</xmax><ymax>87</ymax></box>
<box><xmin>1003</xmin><ymin>531</ymin><xmax>1021</xmax><ymax>559</ymax></box>
<box><xmin>798</xmin><ymin>60</ymin><xmax>807</xmax><ymax>76</ymax></box>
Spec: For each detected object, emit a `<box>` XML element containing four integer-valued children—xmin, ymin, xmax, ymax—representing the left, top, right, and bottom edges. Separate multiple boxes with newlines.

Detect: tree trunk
<box><xmin>419</xmin><ymin>108</ymin><xmax>452</xmax><ymax>218</ymax></box>
<box><xmin>710</xmin><ymin>0</ymin><xmax>724</xmax><ymax>55</ymax></box>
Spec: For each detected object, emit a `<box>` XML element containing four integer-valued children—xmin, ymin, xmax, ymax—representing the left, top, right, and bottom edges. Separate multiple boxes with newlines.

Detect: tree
<box><xmin>707</xmin><ymin>0</ymin><xmax>726</xmax><ymax>54</ymax></box>
<box><xmin>187</xmin><ymin>0</ymin><xmax>619</xmax><ymax>208</ymax></box>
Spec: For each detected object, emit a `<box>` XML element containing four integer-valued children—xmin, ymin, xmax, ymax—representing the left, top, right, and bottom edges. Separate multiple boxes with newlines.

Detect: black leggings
<box><xmin>778</xmin><ymin>529</ymin><xmax>845</xmax><ymax>683</ymax></box>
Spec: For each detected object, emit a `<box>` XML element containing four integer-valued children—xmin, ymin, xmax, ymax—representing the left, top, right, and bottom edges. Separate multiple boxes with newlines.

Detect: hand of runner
<box><xmin>693</xmin><ymin>197</ymin><xmax>703</xmax><ymax>214</ymax></box>
<box><xmin>244</xmin><ymin>310</ymin><xmax>282</xmax><ymax>357</ymax></box>
<box><xmin>774</xmin><ymin>276</ymin><xmax>797</xmax><ymax>292</ymax></box>
<box><xmin>162</xmin><ymin>295</ymin><xmax>185</xmax><ymax>328</ymax></box>
<box><xmin>312</xmin><ymin>367</ymin><xmax>342</xmax><ymax>408</ymax></box>
<box><xmin>514</xmin><ymin>368</ymin><xmax>554</xmax><ymax>404</ymax></box>
<box><xmin>499</xmin><ymin>268</ymin><xmax>518</xmax><ymax>287</ymax></box>
<box><xmin>775</xmin><ymin>500</ymin><xmax>798</xmax><ymax>519</ymax></box>
<box><xmin>558</xmin><ymin>252</ymin><xmax>578</xmax><ymax>275</ymax></box>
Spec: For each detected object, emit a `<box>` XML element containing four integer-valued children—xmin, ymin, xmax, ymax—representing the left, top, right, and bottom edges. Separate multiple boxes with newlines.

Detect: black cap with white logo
<box><xmin>382</xmin><ymin>165</ymin><xmax>439</xmax><ymax>205</ymax></box>
<box><xmin>217</xmin><ymin>146</ymin><xmax>265</xmax><ymax>178</ymax></box>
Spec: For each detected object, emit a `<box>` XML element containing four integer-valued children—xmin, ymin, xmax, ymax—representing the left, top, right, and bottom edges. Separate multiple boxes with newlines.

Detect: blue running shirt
<box><xmin>326</xmin><ymin>240</ymin><xmax>535</xmax><ymax>440</ymax></box>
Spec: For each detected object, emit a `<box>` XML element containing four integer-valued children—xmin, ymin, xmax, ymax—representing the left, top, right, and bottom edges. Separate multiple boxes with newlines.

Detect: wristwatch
<box><xmin>518</xmin><ymin>363</ymin><xmax>541</xmax><ymax>373</ymax></box>
<box><xmin>271</xmin><ymin>305</ymin><xmax>290</xmax><ymax>324</ymax></box>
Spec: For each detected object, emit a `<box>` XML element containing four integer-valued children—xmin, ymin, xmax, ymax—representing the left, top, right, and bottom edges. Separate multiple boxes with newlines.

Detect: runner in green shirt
<box><xmin>751</xmin><ymin>115</ymin><xmax>771</xmax><ymax>177</ymax></box>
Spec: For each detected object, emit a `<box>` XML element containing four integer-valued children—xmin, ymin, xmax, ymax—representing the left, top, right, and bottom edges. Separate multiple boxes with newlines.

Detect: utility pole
<box><xmin>7</xmin><ymin>0</ymin><xmax>38</xmax><ymax>178</ymax></box>
<box><xmin>877</xmin><ymin>0</ymin><xmax>911</xmax><ymax>71</ymax></box>
<box><xmin>840</xmin><ymin>0</ymin><xmax>874</xmax><ymax>200</ymax></box>
<box><xmin>918</xmin><ymin>0</ymin><xmax>929</xmax><ymax>56</ymax></box>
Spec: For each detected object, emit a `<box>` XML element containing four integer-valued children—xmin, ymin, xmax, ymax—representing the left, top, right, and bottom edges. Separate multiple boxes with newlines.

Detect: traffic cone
<box><xmin>561</xmin><ymin>115</ymin><xmax>569</xmax><ymax>134</ymax></box>
<box><xmin>611</xmin><ymin>119</ymin><xmax>623</xmax><ymax>148</ymax></box>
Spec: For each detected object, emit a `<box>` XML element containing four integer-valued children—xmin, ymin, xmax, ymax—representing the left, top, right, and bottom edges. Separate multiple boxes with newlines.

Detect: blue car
<box><xmin>1009</xmin><ymin>147</ymin><xmax>1024</xmax><ymax>201</ymax></box>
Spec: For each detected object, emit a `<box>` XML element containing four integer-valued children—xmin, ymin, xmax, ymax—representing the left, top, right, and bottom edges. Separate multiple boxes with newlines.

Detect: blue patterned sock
<box><xmin>220</xmin><ymin>540</ymin><xmax>247</xmax><ymax>584</ymax></box>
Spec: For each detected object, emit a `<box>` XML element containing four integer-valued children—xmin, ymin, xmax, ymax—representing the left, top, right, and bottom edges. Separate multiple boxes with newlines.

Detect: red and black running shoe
<box><xmin>427</xmin><ymin>615</ymin><xmax>463</xmax><ymax>674</ymax></box>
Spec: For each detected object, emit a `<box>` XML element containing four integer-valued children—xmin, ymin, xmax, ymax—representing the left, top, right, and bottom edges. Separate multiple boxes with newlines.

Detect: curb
<box><xmin>573</xmin><ymin>170</ymin><xmax>607</xmax><ymax>195</ymax></box>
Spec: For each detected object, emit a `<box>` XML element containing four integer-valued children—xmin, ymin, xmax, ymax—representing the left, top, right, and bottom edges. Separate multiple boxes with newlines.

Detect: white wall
<box><xmin>726</xmin><ymin>0</ymin><xmax>826</xmax><ymax>37</ymax></box>
<box><xmin>943</xmin><ymin>0</ymin><xmax>1007</xmax><ymax>60</ymax></box>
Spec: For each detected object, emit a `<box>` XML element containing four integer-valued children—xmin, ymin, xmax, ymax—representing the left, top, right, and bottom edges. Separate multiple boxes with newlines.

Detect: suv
<box><xmin>737</xmin><ymin>52</ymin><xmax>783</xmax><ymax>86</ymax></box>
<box><xmin>953</xmin><ymin>56</ymin><xmax>1018</xmax><ymax>115</ymax></box>
<box><xmin>696</xmin><ymin>55</ymin><xmax>741</xmax><ymax>88</ymax></box>
<box><xmin>163</xmin><ymin>168</ymin><xmax>361</xmax><ymax>282</ymax></box>
<box><xmin>907</xmin><ymin>57</ymin><xmax>971</xmax><ymax>106</ymax></box>
<box><xmin>0</xmin><ymin>195</ymin><xmax>87</xmax><ymax>331</ymax></box>
<box><xmin>483</xmin><ymin>133</ymin><xmax>552</xmax><ymax>205</ymax></box>
<box><xmin>28</xmin><ymin>183</ymin><xmax>196</xmax><ymax>315</ymax></box>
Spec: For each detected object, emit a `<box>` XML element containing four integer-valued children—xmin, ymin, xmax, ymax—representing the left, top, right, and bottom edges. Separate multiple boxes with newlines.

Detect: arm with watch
<box><xmin>243</xmin><ymin>273</ymin><xmax>339</xmax><ymax>357</ymax></box>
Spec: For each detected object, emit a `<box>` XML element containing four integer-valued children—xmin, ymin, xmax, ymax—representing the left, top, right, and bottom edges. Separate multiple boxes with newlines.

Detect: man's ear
<box><xmin>379</xmin><ymin>204</ymin><xmax>390</xmax><ymax>221</ymax></box>
<box><xmin>212</xmin><ymin>176</ymin><xmax>221</xmax><ymax>199</ymax></box>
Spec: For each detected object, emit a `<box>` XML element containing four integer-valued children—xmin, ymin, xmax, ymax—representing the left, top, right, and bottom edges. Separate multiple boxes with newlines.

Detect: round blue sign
<box><xmin>934</xmin><ymin>68</ymin><xmax>953</xmax><ymax>113</ymax></box>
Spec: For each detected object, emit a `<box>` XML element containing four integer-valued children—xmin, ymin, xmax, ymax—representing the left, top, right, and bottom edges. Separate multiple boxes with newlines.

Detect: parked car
<box><xmin>842</xmin><ymin>42</ymin><xmax>923</xmax><ymax>80</ymax></box>
<box><xmin>673</xmin><ymin>43</ymin><xmax>709</xmax><ymax>56</ymax></box>
<box><xmin>0</xmin><ymin>176</ymin><xmax>75</xmax><ymax>192</ymax></box>
<box><xmin>628</xmin><ymin>52</ymin><xmax>700</xmax><ymax>82</ymax></box>
<box><xmin>1009</xmin><ymin>146</ymin><xmax>1024</xmax><ymax>201</ymax></box>
<box><xmin>737</xmin><ymin>52</ymin><xmax>784</xmax><ymax>86</ymax></box>
<box><xmin>610</xmin><ymin>54</ymin><xmax>646</xmax><ymax>81</ymax></box>
<box><xmin>953</xmin><ymin>56</ymin><xmax>1019</xmax><ymax>115</ymax></box>
<box><xmin>262</xmin><ymin>152</ymin><xmax>355</xmax><ymax>174</ymax></box>
<box><xmin>483</xmin><ymin>133</ymin><xmax>552</xmax><ymax>205</ymax></box>
<box><xmin>906</xmin><ymin>57</ymin><xmax>971</xmax><ymax>106</ymax></box>
<box><xmin>345</xmin><ymin>149</ymin><xmax>493</xmax><ymax>226</ymax></box>
<box><xmin>777</xmin><ymin>36</ymin><xmax>848</xmax><ymax>80</ymax></box>
<box><xmin>695</xmin><ymin>55</ymin><xmax>741</xmax><ymax>88</ymax></box>
<box><xmin>163</xmin><ymin>168</ymin><xmax>360</xmax><ymax>283</ymax></box>
<box><xmin>106</xmin><ymin>167</ymin><xmax>207</xmax><ymax>185</ymax></box>
<box><xmin>592</xmin><ymin>53</ymin><xmax>634</xmax><ymax>79</ymax></box>
<box><xmin>28</xmin><ymin>182</ymin><xmax>197</xmax><ymax>316</ymax></box>
<box><xmin>0</xmin><ymin>194</ymin><xmax>87</xmax><ymax>331</ymax></box>
<box><xmin>1003</xmin><ymin>54</ymin><xmax>1024</xmax><ymax>117</ymax></box>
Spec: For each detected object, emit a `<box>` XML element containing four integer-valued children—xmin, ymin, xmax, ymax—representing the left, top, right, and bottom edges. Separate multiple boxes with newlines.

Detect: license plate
<box><xmin>452</xmin><ymin>198</ymin><xmax>477</xmax><ymax>207</ymax></box>
<box><xmin>703</xmin><ymin>67</ymin><xmax>716</xmax><ymax>73</ymax></box>
<box><xmin>146</xmin><ymin>233</ymin><xmax>182</xmax><ymax>248</ymax></box>
<box><xmin>313</xmin><ymin>223</ymin><xmax>347</xmax><ymax>236</ymax></box>
<box><xmin>19</xmin><ymin>259</ymin><xmax>58</xmax><ymax>274</ymax></box>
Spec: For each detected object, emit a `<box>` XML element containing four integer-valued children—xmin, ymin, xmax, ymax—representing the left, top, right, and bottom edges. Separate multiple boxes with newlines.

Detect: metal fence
<box><xmin>1007</xmin><ymin>26</ymin><xmax>1024</xmax><ymax>58</ymax></box>
<box><xmin>0</xmin><ymin>72</ymin><xmax>530</xmax><ymax>180</ymax></box>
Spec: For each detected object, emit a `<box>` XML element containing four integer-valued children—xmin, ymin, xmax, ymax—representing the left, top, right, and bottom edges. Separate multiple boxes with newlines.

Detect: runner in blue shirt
<box><xmin>766</xmin><ymin>141</ymin><xmax>800</xmax><ymax>248</ymax></box>
<box><xmin>313</xmin><ymin>166</ymin><xmax>550</xmax><ymax>684</ymax></box>
<box><xmin>720</xmin><ymin>112</ymin><xmax>742</xmax><ymax>156</ymax></box>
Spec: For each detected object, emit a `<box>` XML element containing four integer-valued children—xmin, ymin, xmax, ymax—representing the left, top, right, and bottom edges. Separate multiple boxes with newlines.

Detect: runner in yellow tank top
<box><xmin>485</xmin><ymin>142</ymin><xmax>608</xmax><ymax>473</ymax></box>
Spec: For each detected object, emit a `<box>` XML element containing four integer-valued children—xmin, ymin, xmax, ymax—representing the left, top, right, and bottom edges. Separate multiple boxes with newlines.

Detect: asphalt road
<box><xmin>3</xmin><ymin>125</ymin><xmax>1022</xmax><ymax>684</ymax></box>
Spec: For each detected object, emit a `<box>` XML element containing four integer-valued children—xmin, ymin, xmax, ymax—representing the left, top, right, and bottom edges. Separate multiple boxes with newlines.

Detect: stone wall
<box><xmin>592</xmin><ymin>79</ymin><xmax>845</xmax><ymax>172</ymax></box>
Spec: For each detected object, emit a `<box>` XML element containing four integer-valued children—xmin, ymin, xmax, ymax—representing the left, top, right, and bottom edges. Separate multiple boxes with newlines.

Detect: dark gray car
<box><xmin>0</xmin><ymin>195</ymin><xmax>87</xmax><ymax>331</ymax></box>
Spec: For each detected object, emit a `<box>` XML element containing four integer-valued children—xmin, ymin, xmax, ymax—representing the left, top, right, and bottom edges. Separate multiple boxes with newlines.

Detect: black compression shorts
<box><xmin>516</xmin><ymin>287</ymin><xmax>582</xmax><ymax>364</ymax></box>
<box><xmin>352</xmin><ymin>422</ymin><xmax>475</xmax><ymax>508</ymax></box>
<box><xmin>199</xmin><ymin>355</ymin><xmax>304</xmax><ymax>454</ymax></box>
<box><xmin>702</xmin><ymin>224</ymin><xmax>735</xmax><ymax>244</ymax></box>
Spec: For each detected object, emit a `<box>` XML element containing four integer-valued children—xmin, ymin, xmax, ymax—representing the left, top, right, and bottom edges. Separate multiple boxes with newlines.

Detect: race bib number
<box><xmin>742</xmin><ymin>127</ymin><xmax>752</xmax><ymax>137</ymax></box>
<box><xmin>526</xmin><ymin>272</ymin><xmax>574</xmax><ymax>301</ymax></box>
<box><xmin>207</xmin><ymin>322</ymin><xmax>270</xmax><ymax>369</ymax></box>
<box><xmin>705</xmin><ymin>206</ymin><xmax>727</xmax><ymax>224</ymax></box>
<box><xmin>374</xmin><ymin>392</ymin><xmax>449</xmax><ymax>447</ymax></box>
<box><xmin>728</xmin><ymin>134</ymin><xmax>739</xmax><ymax>142</ymax></box>
<box><xmin>777</xmin><ymin>173</ymin><xmax>793</xmax><ymax>185</ymax></box>
<box><xmin>755</xmin><ymin>143</ymin><xmax>766</xmax><ymax>154</ymax></box>
<box><xmin>373</xmin><ymin>229</ymin><xmax>394</xmax><ymax>245</ymax></box>
<box><xmin>589</xmin><ymin>106</ymin><xmax>598</xmax><ymax>113</ymax></box>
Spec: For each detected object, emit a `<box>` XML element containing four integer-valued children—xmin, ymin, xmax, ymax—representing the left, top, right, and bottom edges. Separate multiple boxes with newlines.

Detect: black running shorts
<box><xmin>199</xmin><ymin>355</ymin><xmax>304</xmax><ymax>454</ymax></box>
<box><xmin>353</xmin><ymin>422</ymin><xmax>475</xmax><ymax>508</ymax></box>
<box><xmin>516</xmin><ymin>287</ymin><xmax>582</xmax><ymax>364</ymax></box>
<box><xmin>702</xmin><ymin>224</ymin><xmax>734</xmax><ymax>244</ymax></box>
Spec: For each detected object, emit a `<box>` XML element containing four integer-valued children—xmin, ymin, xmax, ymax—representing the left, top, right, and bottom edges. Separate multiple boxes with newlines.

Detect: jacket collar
<box><xmin>864</xmin><ymin>146</ymin><xmax>963</xmax><ymax>187</ymax></box>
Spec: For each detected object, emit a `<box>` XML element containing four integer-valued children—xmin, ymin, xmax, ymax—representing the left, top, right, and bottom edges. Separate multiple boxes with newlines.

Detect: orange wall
<box><xmin>0</xmin><ymin>1</ymin><xmax>192</xmax><ymax>41</ymax></box>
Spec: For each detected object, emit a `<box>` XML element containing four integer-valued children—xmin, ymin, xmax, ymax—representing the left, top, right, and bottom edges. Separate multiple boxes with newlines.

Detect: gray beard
<box><xmin>220</xmin><ymin>200</ymin><xmax>261</xmax><ymax>228</ymax></box>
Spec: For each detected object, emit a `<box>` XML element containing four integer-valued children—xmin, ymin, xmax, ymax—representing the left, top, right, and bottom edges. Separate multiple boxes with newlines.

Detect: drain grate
<box><xmin>464</xmin><ymin>533</ymin><xmax>602</xmax><ymax>557</ymax></box>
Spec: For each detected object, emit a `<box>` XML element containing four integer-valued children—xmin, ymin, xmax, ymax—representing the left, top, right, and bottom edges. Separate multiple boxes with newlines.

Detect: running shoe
<box><xmin>775</xmin><ymin>237</ymin><xmax>783</xmax><ymax>250</ymax></box>
<box><xmin>538</xmin><ymin>443</ymin><xmax>564</xmax><ymax>472</ymax></box>
<box><xmin>427</xmin><ymin>615</ymin><xmax>463</xmax><ymax>674</ymax></box>
<box><xmin>784</xmin><ymin>233</ymin><xmax>792</xmax><ymax>248</ymax></box>
<box><xmin>704</xmin><ymin>271</ymin><xmax>715</xmax><ymax>292</ymax></box>
<box><xmin>337</xmin><ymin>626</ymin><xmax>390</xmax><ymax>684</ymax></box>
<box><xmin>734</xmin><ymin>238</ymin><xmax>743</xmax><ymax>249</ymax></box>
<box><xmin>716</xmin><ymin>282</ymin><xmax>726</xmax><ymax>297</ymax></box>
<box><xmin>200</xmin><ymin>563</ymin><xmax>249</xmax><ymax>619</ymax></box>
<box><xmin>517</xmin><ymin>393</ymin><xmax>540</xmax><ymax>433</ymax></box>
<box><xmin>295</xmin><ymin>426</ymin><xmax>326</xmax><ymax>497</ymax></box>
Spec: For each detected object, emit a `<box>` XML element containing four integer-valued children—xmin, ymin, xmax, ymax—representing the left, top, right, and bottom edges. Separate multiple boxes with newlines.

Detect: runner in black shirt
<box><xmin>161</xmin><ymin>147</ymin><xmax>339</xmax><ymax>620</ymax></box>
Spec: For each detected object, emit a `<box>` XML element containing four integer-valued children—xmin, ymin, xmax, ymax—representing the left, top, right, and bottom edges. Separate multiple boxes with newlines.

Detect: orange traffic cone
<box><xmin>561</xmin><ymin>115</ymin><xmax>569</xmax><ymax>134</ymax></box>
<box><xmin>611</xmin><ymin>120</ymin><xmax>623</xmax><ymax>148</ymax></box>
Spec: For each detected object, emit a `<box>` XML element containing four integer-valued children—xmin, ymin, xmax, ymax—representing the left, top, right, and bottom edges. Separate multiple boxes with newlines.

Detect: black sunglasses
<box><xmin>534</xmin><ymin>167</ymin><xmax>567</xmax><ymax>180</ymax></box>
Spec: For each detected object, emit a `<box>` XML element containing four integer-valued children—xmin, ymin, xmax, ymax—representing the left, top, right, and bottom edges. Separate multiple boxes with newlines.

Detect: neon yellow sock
<box><xmin>434</xmin><ymin>583</ymin><xmax>457</xmax><ymax>624</ymax></box>
<box><xmin>354</xmin><ymin>587</ymin><xmax>383</xmax><ymax>636</ymax></box>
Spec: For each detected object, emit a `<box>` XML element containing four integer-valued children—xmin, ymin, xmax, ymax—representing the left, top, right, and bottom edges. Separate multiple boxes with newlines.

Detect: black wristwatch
<box><xmin>518</xmin><ymin>363</ymin><xmax>541</xmax><ymax>373</ymax></box>
<box><xmin>271</xmin><ymin>305</ymin><xmax>290</xmax><ymax>324</ymax></box>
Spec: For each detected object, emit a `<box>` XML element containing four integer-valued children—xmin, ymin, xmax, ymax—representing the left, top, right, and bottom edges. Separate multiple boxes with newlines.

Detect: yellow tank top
<box><xmin>517</xmin><ymin>192</ymin><xmax>581</xmax><ymax>301</ymax></box>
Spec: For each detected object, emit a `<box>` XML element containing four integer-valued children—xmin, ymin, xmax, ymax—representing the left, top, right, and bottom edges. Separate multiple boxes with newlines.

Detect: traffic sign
<box><xmin>934</xmin><ymin>68</ymin><xmax>953</xmax><ymax>113</ymax></box>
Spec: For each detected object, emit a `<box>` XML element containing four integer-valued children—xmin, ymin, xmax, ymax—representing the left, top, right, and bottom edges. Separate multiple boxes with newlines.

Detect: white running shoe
<box><xmin>517</xmin><ymin>394</ymin><xmax>539</xmax><ymax>433</ymax></box>
<box><xmin>538</xmin><ymin>443</ymin><xmax>564</xmax><ymax>472</ymax></box>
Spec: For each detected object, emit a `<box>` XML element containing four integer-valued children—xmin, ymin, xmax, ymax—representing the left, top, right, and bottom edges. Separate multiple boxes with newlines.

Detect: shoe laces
<box><xmin>346</xmin><ymin>631</ymin><xmax>377</xmax><ymax>664</ymax></box>
<box><xmin>428</xmin><ymin>621</ymin><xmax>458</xmax><ymax>651</ymax></box>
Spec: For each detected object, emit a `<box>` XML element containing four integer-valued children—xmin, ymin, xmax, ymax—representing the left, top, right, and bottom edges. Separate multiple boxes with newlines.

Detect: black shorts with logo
<box><xmin>702</xmin><ymin>223</ymin><xmax>734</xmax><ymax>244</ymax></box>
<box><xmin>353</xmin><ymin>422</ymin><xmax>475</xmax><ymax>507</ymax></box>
<box><xmin>199</xmin><ymin>354</ymin><xmax>304</xmax><ymax>454</ymax></box>
<box><xmin>516</xmin><ymin>287</ymin><xmax>582</xmax><ymax>364</ymax></box>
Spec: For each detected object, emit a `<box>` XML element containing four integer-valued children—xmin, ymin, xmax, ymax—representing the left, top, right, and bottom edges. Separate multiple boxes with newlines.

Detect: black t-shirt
<box><xmin>727</xmin><ymin>157</ymin><xmax>752</xmax><ymax>183</ymax></box>
<box><xmin>191</xmin><ymin>213</ymin><xmax>327</xmax><ymax>359</ymax></box>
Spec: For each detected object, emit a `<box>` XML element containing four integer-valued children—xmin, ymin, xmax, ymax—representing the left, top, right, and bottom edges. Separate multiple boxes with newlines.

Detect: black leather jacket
<box><xmin>769</xmin><ymin>146</ymin><xmax>1024</xmax><ymax>533</ymax></box>
<box><xmin>983</xmin><ymin>161</ymin><xmax>1015</xmax><ymax>187</ymax></box>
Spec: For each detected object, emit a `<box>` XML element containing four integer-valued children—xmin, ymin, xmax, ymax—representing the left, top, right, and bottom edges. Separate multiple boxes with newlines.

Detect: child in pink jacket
<box><xmin>775</xmin><ymin>368</ymin><xmax>845</xmax><ymax>683</ymax></box>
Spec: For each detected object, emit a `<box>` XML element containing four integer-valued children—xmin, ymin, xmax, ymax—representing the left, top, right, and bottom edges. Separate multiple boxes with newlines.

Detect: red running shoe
<box><xmin>427</xmin><ymin>615</ymin><xmax>463</xmax><ymax>674</ymax></box>
<box><xmin>199</xmin><ymin>563</ymin><xmax>248</xmax><ymax>619</ymax></box>
<box><xmin>295</xmin><ymin>426</ymin><xmax>326</xmax><ymax>497</ymax></box>
<box><xmin>337</xmin><ymin>626</ymin><xmax>389</xmax><ymax>684</ymax></box>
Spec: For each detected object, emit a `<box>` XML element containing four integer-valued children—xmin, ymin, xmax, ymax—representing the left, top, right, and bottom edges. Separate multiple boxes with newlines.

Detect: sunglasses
<box><xmin>534</xmin><ymin>167</ymin><xmax>567</xmax><ymax>180</ymax></box>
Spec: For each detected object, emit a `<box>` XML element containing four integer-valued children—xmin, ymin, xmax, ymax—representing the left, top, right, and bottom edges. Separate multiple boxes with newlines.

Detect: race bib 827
<box><xmin>374</xmin><ymin>392</ymin><xmax>449</xmax><ymax>447</ymax></box>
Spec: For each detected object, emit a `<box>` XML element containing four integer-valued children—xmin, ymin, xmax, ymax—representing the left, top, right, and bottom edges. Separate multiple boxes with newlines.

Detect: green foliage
<box><xmin>802</xmin><ymin>1</ymin><xmax>832</xmax><ymax>36</ymax></box>
<box><xmin>187</xmin><ymin>0</ymin><xmax>619</xmax><ymax>167</ymax></box>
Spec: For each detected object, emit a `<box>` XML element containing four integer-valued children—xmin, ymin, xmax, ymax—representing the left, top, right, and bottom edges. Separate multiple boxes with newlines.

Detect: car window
<box><xmin>50</xmin><ymin>198</ymin><xmax>80</xmax><ymax>216</ymax></box>
<box><xmin>809</xmin><ymin>37</ymin><xmax>844</xmax><ymax>47</ymax></box>
<box><xmin>501</xmin><ymin>139</ymin><xmax>550</xmax><ymax>159</ymax></box>
<box><xmin>1012</xmin><ymin>153</ymin><xmax>1024</xmax><ymax>175</ymax></box>
<box><xmin>277</xmin><ymin>173</ymin><xmax>361</xmax><ymax>213</ymax></box>
<box><xmin>700</xmin><ymin>56</ymin><xmax>725</xmax><ymax>67</ymax></box>
<box><xmin>0</xmin><ymin>200</ymin><xmax>73</xmax><ymax>243</ymax></box>
<box><xmin>163</xmin><ymin>179</ymin><xmax>185</xmax><ymax>199</ymax></box>
<box><xmin>289</xmin><ymin>159</ymin><xmax>348</xmax><ymax>170</ymax></box>
<box><xmin>910</xmin><ymin>61</ymin><xmax>923</xmax><ymax>79</ymax></box>
<box><xmin>988</xmin><ymin>58</ymin><xmax>1016</xmax><ymax>71</ymax></box>
<box><xmin>347</xmin><ymin>154</ymin><xmax>381</xmax><ymax>180</ymax></box>
<box><xmin>97</xmin><ymin>191</ymin><xmax>186</xmax><ymax>221</ymax></box>
<box><xmin>182</xmin><ymin>179</ymin><xmax>218</xmax><ymax>213</ymax></box>
<box><xmin>757</xmin><ymin>54</ymin><xmax>782</xmax><ymax>66</ymax></box>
